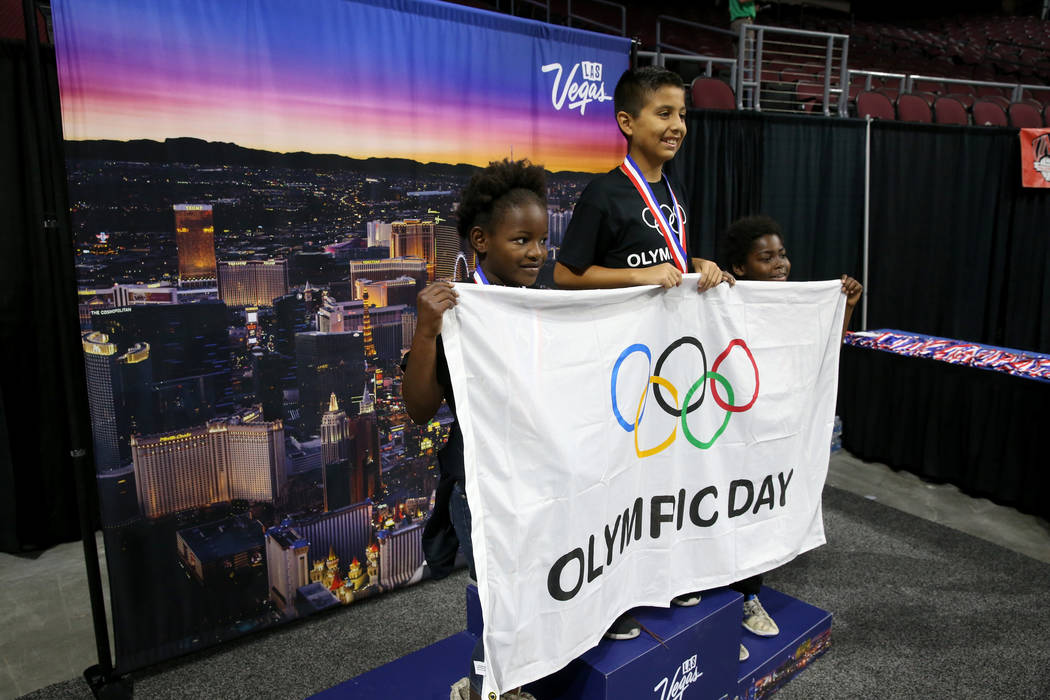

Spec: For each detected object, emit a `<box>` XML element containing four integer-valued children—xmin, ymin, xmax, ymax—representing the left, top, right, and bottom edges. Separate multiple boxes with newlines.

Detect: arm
<box><xmin>401</xmin><ymin>282</ymin><xmax>458</xmax><ymax>424</ymax></box>
<box><xmin>691</xmin><ymin>257</ymin><xmax>736</xmax><ymax>292</ymax></box>
<box><xmin>840</xmin><ymin>274</ymin><xmax>863</xmax><ymax>342</ymax></box>
<box><xmin>554</xmin><ymin>260</ymin><xmax>684</xmax><ymax>289</ymax></box>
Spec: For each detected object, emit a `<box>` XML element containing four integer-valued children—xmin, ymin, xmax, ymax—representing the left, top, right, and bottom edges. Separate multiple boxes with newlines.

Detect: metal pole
<box><xmin>862</xmin><ymin>116</ymin><xmax>871</xmax><ymax>331</ymax></box>
<box><xmin>22</xmin><ymin>1</ymin><xmax>128</xmax><ymax>696</ymax></box>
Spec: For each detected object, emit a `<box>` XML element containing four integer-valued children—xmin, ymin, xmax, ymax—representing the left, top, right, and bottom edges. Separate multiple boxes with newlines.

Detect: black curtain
<box><xmin>0</xmin><ymin>37</ymin><xmax>97</xmax><ymax>552</ymax></box>
<box><xmin>839</xmin><ymin>345</ymin><xmax>1049</xmax><ymax>520</ymax></box>
<box><xmin>677</xmin><ymin>111</ymin><xmax>866</xmax><ymax>309</ymax></box>
<box><xmin>675</xmin><ymin>110</ymin><xmax>764</xmax><ymax>263</ymax></box>
<box><xmin>868</xmin><ymin>121</ymin><xmax>1050</xmax><ymax>354</ymax></box>
<box><xmin>758</xmin><ymin>116</ymin><xmax>866</xmax><ymax>284</ymax></box>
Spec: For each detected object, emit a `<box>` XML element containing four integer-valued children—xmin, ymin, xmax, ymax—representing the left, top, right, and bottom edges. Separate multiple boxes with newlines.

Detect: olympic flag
<box><xmin>440</xmin><ymin>277</ymin><xmax>845</xmax><ymax>696</ymax></box>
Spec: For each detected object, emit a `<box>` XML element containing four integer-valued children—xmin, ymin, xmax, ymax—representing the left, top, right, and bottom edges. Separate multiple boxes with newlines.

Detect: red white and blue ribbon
<box><xmin>472</xmin><ymin>267</ymin><xmax>490</xmax><ymax>285</ymax></box>
<box><xmin>619</xmin><ymin>154</ymin><xmax>688</xmax><ymax>273</ymax></box>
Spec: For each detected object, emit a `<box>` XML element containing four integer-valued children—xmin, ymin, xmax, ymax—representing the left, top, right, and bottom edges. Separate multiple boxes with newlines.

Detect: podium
<box><xmin>312</xmin><ymin>585</ymin><xmax>831</xmax><ymax>699</ymax></box>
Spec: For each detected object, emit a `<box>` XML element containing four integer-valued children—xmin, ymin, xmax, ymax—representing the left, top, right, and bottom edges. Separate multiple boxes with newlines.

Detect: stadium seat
<box><xmin>690</xmin><ymin>78</ymin><xmax>736</xmax><ymax>110</ymax></box>
<box><xmin>1008</xmin><ymin>102</ymin><xmax>1044</xmax><ymax>128</ymax></box>
<box><xmin>947</xmin><ymin>93</ymin><xmax>975</xmax><ymax>109</ymax></box>
<box><xmin>857</xmin><ymin>91</ymin><xmax>895</xmax><ymax>120</ymax></box>
<box><xmin>933</xmin><ymin>96</ymin><xmax>969</xmax><ymax>125</ymax></box>
<box><xmin>973</xmin><ymin>100</ymin><xmax>1008</xmax><ymax>126</ymax></box>
<box><xmin>896</xmin><ymin>94</ymin><xmax>932</xmax><ymax>123</ymax></box>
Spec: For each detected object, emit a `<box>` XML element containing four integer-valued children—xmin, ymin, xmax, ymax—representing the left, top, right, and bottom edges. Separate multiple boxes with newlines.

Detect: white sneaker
<box><xmin>739</xmin><ymin>643</ymin><xmax>750</xmax><ymax>661</ymax></box>
<box><xmin>742</xmin><ymin>596</ymin><xmax>780</xmax><ymax>637</ymax></box>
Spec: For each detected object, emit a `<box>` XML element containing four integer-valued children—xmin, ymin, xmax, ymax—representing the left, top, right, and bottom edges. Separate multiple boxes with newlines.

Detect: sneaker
<box><xmin>671</xmin><ymin>591</ymin><xmax>701</xmax><ymax>607</ymax></box>
<box><xmin>604</xmin><ymin>613</ymin><xmax>641</xmax><ymax>640</ymax></box>
<box><xmin>742</xmin><ymin>596</ymin><xmax>780</xmax><ymax>637</ymax></box>
<box><xmin>739</xmin><ymin>643</ymin><xmax>750</xmax><ymax>662</ymax></box>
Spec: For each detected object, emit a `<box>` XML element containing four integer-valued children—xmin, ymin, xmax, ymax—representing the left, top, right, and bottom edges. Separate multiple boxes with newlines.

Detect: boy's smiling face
<box><xmin>619</xmin><ymin>85</ymin><xmax>687</xmax><ymax>176</ymax></box>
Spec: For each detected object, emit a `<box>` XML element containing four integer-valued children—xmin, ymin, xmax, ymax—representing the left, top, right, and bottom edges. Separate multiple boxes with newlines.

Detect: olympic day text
<box><xmin>546</xmin><ymin>470</ymin><xmax>794</xmax><ymax>602</ymax></box>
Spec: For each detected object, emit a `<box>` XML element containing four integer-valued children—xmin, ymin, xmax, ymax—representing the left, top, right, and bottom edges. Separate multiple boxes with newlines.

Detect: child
<box><xmin>723</xmin><ymin>213</ymin><xmax>862</xmax><ymax>661</ymax></box>
<box><xmin>553</xmin><ymin>66</ymin><xmax>732</xmax><ymax>641</ymax></box>
<box><xmin>724</xmin><ymin>214</ymin><xmax>862</xmax><ymax>339</ymax></box>
<box><xmin>401</xmin><ymin>158</ymin><xmax>547</xmax><ymax>700</ymax></box>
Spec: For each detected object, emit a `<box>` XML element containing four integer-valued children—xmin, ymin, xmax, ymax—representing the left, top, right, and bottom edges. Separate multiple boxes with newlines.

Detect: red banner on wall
<box><xmin>1020</xmin><ymin>127</ymin><xmax>1050</xmax><ymax>188</ymax></box>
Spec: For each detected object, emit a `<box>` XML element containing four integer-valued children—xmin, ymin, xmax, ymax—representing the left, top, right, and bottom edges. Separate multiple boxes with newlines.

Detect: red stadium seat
<box><xmin>933</xmin><ymin>96</ymin><xmax>969</xmax><ymax>125</ymax></box>
<box><xmin>1008</xmin><ymin>102</ymin><xmax>1043</xmax><ymax>128</ymax></box>
<box><xmin>947</xmin><ymin>93</ymin><xmax>975</xmax><ymax>109</ymax></box>
<box><xmin>896</xmin><ymin>94</ymin><xmax>932</xmax><ymax>123</ymax></box>
<box><xmin>857</xmin><ymin>91</ymin><xmax>895</xmax><ymax>120</ymax></box>
<box><xmin>973</xmin><ymin>99</ymin><xmax>1008</xmax><ymax>126</ymax></box>
<box><xmin>690</xmin><ymin>78</ymin><xmax>736</xmax><ymax>110</ymax></box>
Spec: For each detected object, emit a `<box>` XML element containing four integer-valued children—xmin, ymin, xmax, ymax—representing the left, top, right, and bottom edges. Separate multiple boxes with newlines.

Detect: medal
<box><xmin>619</xmin><ymin>154</ymin><xmax>688</xmax><ymax>273</ymax></box>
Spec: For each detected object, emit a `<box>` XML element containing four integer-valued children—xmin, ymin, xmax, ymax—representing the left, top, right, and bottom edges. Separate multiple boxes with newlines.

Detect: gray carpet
<box><xmin>21</xmin><ymin>486</ymin><xmax>1050</xmax><ymax>699</ymax></box>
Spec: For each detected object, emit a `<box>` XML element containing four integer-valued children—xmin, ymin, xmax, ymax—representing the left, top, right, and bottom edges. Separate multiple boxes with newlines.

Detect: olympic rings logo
<box><xmin>610</xmin><ymin>337</ymin><xmax>760</xmax><ymax>458</ymax></box>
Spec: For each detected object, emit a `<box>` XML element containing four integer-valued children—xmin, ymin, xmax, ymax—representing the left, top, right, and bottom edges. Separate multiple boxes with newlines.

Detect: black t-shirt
<box><xmin>559</xmin><ymin>167</ymin><xmax>689</xmax><ymax>271</ymax></box>
<box><xmin>401</xmin><ymin>336</ymin><xmax>464</xmax><ymax>482</ymax></box>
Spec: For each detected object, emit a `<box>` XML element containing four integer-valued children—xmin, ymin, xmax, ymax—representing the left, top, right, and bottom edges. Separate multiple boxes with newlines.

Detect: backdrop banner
<box><xmin>51</xmin><ymin>0</ymin><xmax>628</xmax><ymax>672</ymax></box>
<box><xmin>441</xmin><ymin>278</ymin><xmax>845</xmax><ymax>695</ymax></box>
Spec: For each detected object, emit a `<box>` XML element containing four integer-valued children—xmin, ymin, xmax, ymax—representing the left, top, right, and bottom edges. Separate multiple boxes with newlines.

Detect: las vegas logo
<box><xmin>541</xmin><ymin>60</ymin><xmax>613</xmax><ymax>115</ymax></box>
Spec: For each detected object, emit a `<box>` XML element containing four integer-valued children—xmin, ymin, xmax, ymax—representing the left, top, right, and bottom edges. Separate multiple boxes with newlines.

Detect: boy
<box><xmin>553</xmin><ymin>66</ymin><xmax>732</xmax><ymax>640</ymax></box>
<box><xmin>723</xmin><ymin>213</ymin><xmax>863</xmax><ymax>660</ymax></box>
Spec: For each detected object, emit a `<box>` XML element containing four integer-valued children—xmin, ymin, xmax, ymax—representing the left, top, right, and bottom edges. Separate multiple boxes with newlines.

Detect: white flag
<box><xmin>440</xmin><ymin>277</ymin><xmax>845</xmax><ymax>697</ymax></box>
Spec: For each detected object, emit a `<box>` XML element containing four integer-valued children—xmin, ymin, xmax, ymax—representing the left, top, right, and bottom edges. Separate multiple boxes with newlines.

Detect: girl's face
<box><xmin>734</xmin><ymin>234</ymin><xmax>790</xmax><ymax>281</ymax></box>
<box><xmin>471</xmin><ymin>201</ymin><xmax>549</xmax><ymax>287</ymax></box>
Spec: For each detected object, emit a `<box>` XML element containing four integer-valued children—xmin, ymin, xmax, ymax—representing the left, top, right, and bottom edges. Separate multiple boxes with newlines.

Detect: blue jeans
<box><xmin>448</xmin><ymin>480</ymin><xmax>476</xmax><ymax>581</ymax></box>
<box><xmin>448</xmin><ymin>480</ymin><xmax>483</xmax><ymax>691</ymax></box>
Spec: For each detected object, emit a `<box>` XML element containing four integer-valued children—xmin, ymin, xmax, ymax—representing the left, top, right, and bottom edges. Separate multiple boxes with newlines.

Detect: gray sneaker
<box><xmin>742</xmin><ymin>596</ymin><xmax>780</xmax><ymax>637</ymax></box>
<box><xmin>671</xmin><ymin>591</ymin><xmax>702</xmax><ymax>607</ymax></box>
<box><xmin>739</xmin><ymin>643</ymin><xmax>750</xmax><ymax>661</ymax></box>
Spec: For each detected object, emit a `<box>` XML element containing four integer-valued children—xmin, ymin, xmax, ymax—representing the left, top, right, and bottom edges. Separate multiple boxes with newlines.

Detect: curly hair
<box><xmin>456</xmin><ymin>159</ymin><xmax>547</xmax><ymax>242</ymax></box>
<box><xmin>723</xmin><ymin>215</ymin><xmax>784</xmax><ymax>270</ymax></box>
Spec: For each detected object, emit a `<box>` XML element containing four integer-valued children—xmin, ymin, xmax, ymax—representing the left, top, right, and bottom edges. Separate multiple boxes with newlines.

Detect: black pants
<box><xmin>731</xmin><ymin>574</ymin><xmax>763</xmax><ymax>597</ymax></box>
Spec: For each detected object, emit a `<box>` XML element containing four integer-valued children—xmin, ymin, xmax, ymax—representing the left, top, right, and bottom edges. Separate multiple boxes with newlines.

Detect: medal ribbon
<box><xmin>619</xmin><ymin>154</ymin><xmax>688</xmax><ymax>273</ymax></box>
<box><xmin>472</xmin><ymin>267</ymin><xmax>490</xmax><ymax>285</ymax></box>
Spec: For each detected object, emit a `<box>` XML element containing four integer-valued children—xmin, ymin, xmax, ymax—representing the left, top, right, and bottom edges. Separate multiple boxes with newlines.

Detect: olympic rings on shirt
<box><xmin>610</xmin><ymin>336</ymin><xmax>760</xmax><ymax>458</ymax></box>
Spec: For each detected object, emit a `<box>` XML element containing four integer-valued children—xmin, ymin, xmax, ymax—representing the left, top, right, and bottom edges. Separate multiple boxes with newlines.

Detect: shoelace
<box><xmin>631</xmin><ymin>616</ymin><xmax>669</xmax><ymax>649</ymax></box>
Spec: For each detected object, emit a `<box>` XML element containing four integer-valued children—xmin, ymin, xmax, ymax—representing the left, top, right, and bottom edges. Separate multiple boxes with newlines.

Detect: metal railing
<box><xmin>567</xmin><ymin>0</ymin><xmax>626</xmax><ymax>37</ymax></box>
<box><xmin>736</xmin><ymin>24</ymin><xmax>850</xmax><ymax>117</ymax></box>
<box><xmin>499</xmin><ymin>0</ymin><xmax>551</xmax><ymax>24</ymax></box>
<box><xmin>849</xmin><ymin>70</ymin><xmax>1050</xmax><ymax>105</ymax></box>
<box><xmin>654</xmin><ymin>14</ymin><xmax>734</xmax><ymax>60</ymax></box>
<box><xmin>638</xmin><ymin>50</ymin><xmax>737</xmax><ymax>91</ymax></box>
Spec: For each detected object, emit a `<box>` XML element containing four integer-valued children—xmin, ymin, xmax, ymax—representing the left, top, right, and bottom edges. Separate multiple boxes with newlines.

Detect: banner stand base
<box><xmin>311</xmin><ymin>585</ymin><xmax>831</xmax><ymax>699</ymax></box>
<box><xmin>83</xmin><ymin>664</ymin><xmax>133</xmax><ymax>700</ymax></box>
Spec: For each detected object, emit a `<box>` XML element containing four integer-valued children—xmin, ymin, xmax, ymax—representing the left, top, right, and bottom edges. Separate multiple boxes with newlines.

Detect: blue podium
<box><xmin>313</xmin><ymin>585</ymin><xmax>831</xmax><ymax>699</ymax></box>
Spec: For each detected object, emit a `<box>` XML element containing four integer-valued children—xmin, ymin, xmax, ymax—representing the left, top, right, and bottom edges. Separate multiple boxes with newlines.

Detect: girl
<box><xmin>401</xmin><ymin>158</ymin><xmax>547</xmax><ymax>700</ymax></box>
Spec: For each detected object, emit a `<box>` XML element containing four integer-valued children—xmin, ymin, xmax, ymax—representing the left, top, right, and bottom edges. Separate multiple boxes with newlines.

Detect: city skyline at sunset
<box><xmin>53</xmin><ymin>0</ymin><xmax>629</xmax><ymax>172</ymax></box>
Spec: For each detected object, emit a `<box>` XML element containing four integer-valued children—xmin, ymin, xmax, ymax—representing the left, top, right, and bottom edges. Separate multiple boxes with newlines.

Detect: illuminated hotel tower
<box><xmin>361</xmin><ymin>292</ymin><xmax>378</xmax><ymax>360</ymax></box>
<box><xmin>390</xmin><ymin>220</ymin><xmax>436</xmax><ymax>280</ymax></box>
<box><xmin>320</xmin><ymin>394</ymin><xmax>355</xmax><ymax>512</ymax></box>
<box><xmin>217</xmin><ymin>260</ymin><xmax>290</xmax><ymax>307</ymax></box>
<box><xmin>434</xmin><ymin>224</ymin><xmax>475</xmax><ymax>281</ymax></box>
<box><xmin>131</xmin><ymin>413</ymin><xmax>286</xmax><ymax>519</ymax></box>
<box><xmin>174</xmin><ymin>204</ymin><xmax>218</xmax><ymax>286</ymax></box>
<box><xmin>82</xmin><ymin>332</ymin><xmax>153</xmax><ymax>473</ymax></box>
<box><xmin>348</xmin><ymin>258</ymin><xmax>427</xmax><ymax>299</ymax></box>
